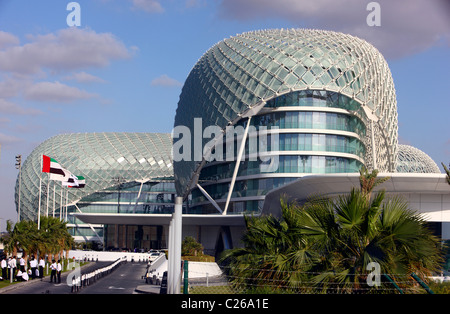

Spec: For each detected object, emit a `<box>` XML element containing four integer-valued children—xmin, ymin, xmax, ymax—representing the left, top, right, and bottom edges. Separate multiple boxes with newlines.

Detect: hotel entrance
<box><xmin>104</xmin><ymin>224</ymin><xmax>166</xmax><ymax>251</ymax></box>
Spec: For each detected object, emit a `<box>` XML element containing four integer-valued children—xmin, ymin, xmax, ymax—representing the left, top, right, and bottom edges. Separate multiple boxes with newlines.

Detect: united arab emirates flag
<box><xmin>64</xmin><ymin>175</ymin><xmax>86</xmax><ymax>188</ymax></box>
<box><xmin>42</xmin><ymin>155</ymin><xmax>72</xmax><ymax>182</ymax></box>
<box><xmin>74</xmin><ymin>176</ymin><xmax>86</xmax><ymax>188</ymax></box>
<box><xmin>42</xmin><ymin>155</ymin><xmax>65</xmax><ymax>176</ymax></box>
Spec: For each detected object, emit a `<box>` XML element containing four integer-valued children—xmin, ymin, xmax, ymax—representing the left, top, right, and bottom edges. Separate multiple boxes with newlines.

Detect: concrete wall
<box><xmin>179</xmin><ymin>225</ymin><xmax>246</xmax><ymax>255</ymax></box>
<box><xmin>400</xmin><ymin>193</ymin><xmax>450</xmax><ymax>222</ymax></box>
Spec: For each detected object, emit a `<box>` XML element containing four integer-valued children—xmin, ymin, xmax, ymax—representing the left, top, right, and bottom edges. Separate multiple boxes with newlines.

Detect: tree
<box><xmin>1</xmin><ymin>219</ymin><xmax>40</xmax><ymax>261</ymax></box>
<box><xmin>359</xmin><ymin>166</ymin><xmax>390</xmax><ymax>196</ymax></box>
<box><xmin>2</xmin><ymin>220</ymin><xmax>19</xmax><ymax>257</ymax></box>
<box><xmin>182</xmin><ymin>236</ymin><xmax>204</xmax><ymax>257</ymax></box>
<box><xmin>39</xmin><ymin>216</ymin><xmax>73</xmax><ymax>261</ymax></box>
<box><xmin>1</xmin><ymin>217</ymin><xmax>73</xmax><ymax>263</ymax></box>
<box><xmin>221</xmin><ymin>176</ymin><xmax>444</xmax><ymax>294</ymax></box>
<box><xmin>220</xmin><ymin>202</ymin><xmax>316</xmax><ymax>292</ymax></box>
<box><xmin>298</xmin><ymin>189</ymin><xmax>443</xmax><ymax>293</ymax></box>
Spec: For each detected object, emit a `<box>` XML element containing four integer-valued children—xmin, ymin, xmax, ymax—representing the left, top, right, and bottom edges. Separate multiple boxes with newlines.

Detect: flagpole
<box><xmin>65</xmin><ymin>188</ymin><xmax>68</xmax><ymax>222</ymax></box>
<box><xmin>53</xmin><ymin>181</ymin><xmax>56</xmax><ymax>218</ymax></box>
<box><xmin>60</xmin><ymin>182</ymin><xmax>63</xmax><ymax>221</ymax></box>
<box><xmin>46</xmin><ymin>173</ymin><xmax>50</xmax><ymax>217</ymax></box>
<box><xmin>38</xmin><ymin>155</ymin><xmax>42</xmax><ymax>230</ymax></box>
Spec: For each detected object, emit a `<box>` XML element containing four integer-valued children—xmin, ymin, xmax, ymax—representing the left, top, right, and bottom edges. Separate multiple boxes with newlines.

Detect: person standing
<box><xmin>56</xmin><ymin>260</ymin><xmax>62</xmax><ymax>284</ymax></box>
<box><xmin>50</xmin><ymin>259</ymin><xmax>57</xmax><ymax>283</ymax></box>
<box><xmin>0</xmin><ymin>257</ymin><xmax>6</xmax><ymax>280</ymax></box>
<box><xmin>38</xmin><ymin>257</ymin><xmax>45</xmax><ymax>280</ymax></box>
<box><xmin>29</xmin><ymin>256</ymin><xmax>38</xmax><ymax>280</ymax></box>
<box><xmin>6</xmin><ymin>257</ymin><xmax>10</xmax><ymax>280</ymax></box>
<box><xmin>19</xmin><ymin>256</ymin><xmax>25</xmax><ymax>272</ymax></box>
<box><xmin>9</xmin><ymin>256</ymin><xmax>17</xmax><ymax>281</ymax></box>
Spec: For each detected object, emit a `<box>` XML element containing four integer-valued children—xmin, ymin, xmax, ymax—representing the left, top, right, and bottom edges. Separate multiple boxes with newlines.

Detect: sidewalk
<box><xmin>0</xmin><ymin>262</ymin><xmax>107</xmax><ymax>294</ymax></box>
<box><xmin>0</xmin><ymin>275</ymin><xmax>44</xmax><ymax>294</ymax></box>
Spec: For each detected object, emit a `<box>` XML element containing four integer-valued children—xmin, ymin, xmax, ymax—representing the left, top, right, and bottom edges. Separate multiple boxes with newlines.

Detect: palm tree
<box><xmin>39</xmin><ymin>216</ymin><xmax>72</xmax><ymax>262</ymax></box>
<box><xmin>2</xmin><ymin>220</ymin><xmax>18</xmax><ymax>257</ymax></box>
<box><xmin>298</xmin><ymin>189</ymin><xmax>443</xmax><ymax>293</ymax></box>
<box><xmin>359</xmin><ymin>166</ymin><xmax>390</xmax><ymax>196</ymax></box>
<box><xmin>220</xmin><ymin>199</ymin><xmax>320</xmax><ymax>293</ymax></box>
<box><xmin>1</xmin><ymin>216</ymin><xmax>74</xmax><ymax>269</ymax></box>
<box><xmin>221</xmin><ymin>179</ymin><xmax>444</xmax><ymax>293</ymax></box>
<box><xmin>15</xmin><ymin>220</ymin><xmax>40</xmax><ymax>261</ymax></box>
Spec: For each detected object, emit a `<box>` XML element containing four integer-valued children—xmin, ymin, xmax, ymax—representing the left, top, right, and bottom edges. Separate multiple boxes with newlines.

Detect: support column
<box><xmin>196</xmin><ymin>184</ymin><xmax>222</xmax><ymax>214</ymax></box>
<box><xmin>133</xmin><ymin>180</ymin><xmax>145</xmax><ymax>213</ymax></box>
<box><xmin>167</xmin><ymin>219</ymin><xmax>174</xmax><ymax>294</ymax></box>
<box><xmin>371</xmin><ymin>120</ymin><xmax>378</xmax><ymax>170</ymax></box>
<box><xmin>168</xmin><ymin>196</ymin><xmax>183</xmax><ymax>294</ymax></box>
<box><xmin>223</xmin><ymin>117</ymin><xmax>251</xmax><ymax>215</ymax></box>
<box><xmin>173</xmin><ymin>196</ymin><xmax>183</xmax><ymax>294</ymax></box>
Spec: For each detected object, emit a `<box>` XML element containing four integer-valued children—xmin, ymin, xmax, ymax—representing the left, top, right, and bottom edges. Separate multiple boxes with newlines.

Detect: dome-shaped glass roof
<box><xmin>15</xmin><ymin>132</ymin><xmax>173</xmax><ymax>221</ymax></box>
<box><xmin>174</xmin><ymin>29</ymin><xmax>398</xmax><ymax>196</ymax></box>
<box><xmin>397</xmin><ymin>144</ymin><xmax>441</xmax><ymax>174</ymax></box>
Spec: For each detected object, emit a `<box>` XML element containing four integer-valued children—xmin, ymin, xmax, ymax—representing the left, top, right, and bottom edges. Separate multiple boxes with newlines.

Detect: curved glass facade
<box><xmin>190</xmin><ymin>89</ymin><xmax>366</xmax><ymax>213</ymax></box>
<box><xmin>191</xmin><ymin>177</ymin><xmax>298</xmax><ymax>214</ymax></box>
<box><xmin>199</xmin><ymin>156</ymin><xmax>363</xmax><ymax>182</ymax></box>
<box><xmin>247</xmin><ymin>111</ymin><xmax>366</xmax><ymax>135</ymax></box>
<box><xmin>174</xmin><ymin>29</ymin><xmax>398</xmax><ymax>197</ymax></box>
<box><xmin>265</xmin><ymin>89</ymin><xmax>363</xmax><ymax>110</ymax></box>
<box><xmin>15</xmin><ymin>132</ymin><xmax>175</xmax><ymax>246</ymax></box>
<box><xmin>397</xmin><ymin>144</ymin><xmax>441</xmax><ymax>174</ymax></box>
<box><xmin>72</xmin><ymin>181</ymin><xmax>176</xmax><ymax>217</ymax></box>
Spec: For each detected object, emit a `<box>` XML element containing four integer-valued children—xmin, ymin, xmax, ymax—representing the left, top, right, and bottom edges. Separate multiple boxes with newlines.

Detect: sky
<box><xmin>0</xmin><ymin>0</ymin><xmax>449</xmax><ymax>231</ymax></box>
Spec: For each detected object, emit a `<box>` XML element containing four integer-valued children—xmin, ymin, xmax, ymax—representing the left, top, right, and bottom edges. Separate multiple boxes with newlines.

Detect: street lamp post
<box><xmin>15</xmin><ymin>155</ymin><xmax>22</xmax><ymax>222</ymax></box>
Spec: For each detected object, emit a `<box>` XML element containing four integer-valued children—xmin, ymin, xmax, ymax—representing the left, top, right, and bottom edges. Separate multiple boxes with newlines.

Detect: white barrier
<box><xmin>68</xmin><ymin>250</ymin><xmax>153</xmax><ymax>262</ymax></box>
<box><xmin>145</xmin><ymin>254</ymin><xmax>167</xmax><ymax>284</ymax></box>
<box><xmin>71</xmin><ymin>257</ymin><xmax>127</xmax><ymax>293</ymax></box>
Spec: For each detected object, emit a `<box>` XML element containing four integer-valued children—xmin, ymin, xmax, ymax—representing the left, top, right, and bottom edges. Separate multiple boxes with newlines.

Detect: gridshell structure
<box><xmin>397</xmin><ymin>144</ymin><xmax>441</xmax><ymax>174</ymax></box>
<box><xmin>174</xmin><ymin>28</ymin><xmax>398</xmax><ymax>197</ymax></box>
<box><xmin>15</xmin><ymin>132</ymin><xmax>173</xmax><ymax>221</ymax></box>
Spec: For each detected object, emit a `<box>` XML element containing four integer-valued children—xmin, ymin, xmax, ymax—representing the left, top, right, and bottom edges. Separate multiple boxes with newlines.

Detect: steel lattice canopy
<box><xmin>174</xmin><ymin>28</ymin><xmax>398</xmax><ymax>197</ymax></box>
<box><xmin>15</xmin><ymin>132</ymin><xmax>173</xmax><ymax>221</ymax></box>
<box><xmin>397</xmin><ymin>144</ymin><xmax>441</xmax><ymax>174</ymax></box>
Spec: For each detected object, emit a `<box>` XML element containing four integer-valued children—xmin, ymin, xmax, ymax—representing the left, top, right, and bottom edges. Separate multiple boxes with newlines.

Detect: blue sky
<box><xmin>0</xmin><ymin>0</ymin><xmax>449</xmax><ymax>231</ymax></box>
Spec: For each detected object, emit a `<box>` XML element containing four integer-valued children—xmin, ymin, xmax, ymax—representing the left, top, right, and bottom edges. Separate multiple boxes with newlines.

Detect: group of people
<box><xmin>0</xmin><ymin>255</ymin><xmax>62</xmax><ymax>283</ymax></box>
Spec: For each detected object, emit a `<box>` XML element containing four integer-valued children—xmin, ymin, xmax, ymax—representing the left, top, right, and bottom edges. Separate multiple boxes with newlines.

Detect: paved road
<box><xmin>78</xmin><ymin>261</ymin><xmax>148</xmax><ymax>294</ymax></box>
<box><xmin>0</xmin><ymin>261</ymin><xmax>149</xmax><ymax>294</ymax></box>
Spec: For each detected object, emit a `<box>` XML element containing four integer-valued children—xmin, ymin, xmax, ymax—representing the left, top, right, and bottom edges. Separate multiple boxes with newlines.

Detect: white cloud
<box><xmin>0</xmin><ymin>28</ymin><xmax>131</xmax><ymax>74</ymax></box>
<box><xmin>0</xmin><ymin>76</ymin><xmax>27</xmax><ymax>99</ymax></box>
<box><xmin>0</xmin><ymin>132</ymin><xmax>23</xmax><ymax>146</ymax></box>
<box><xmin>131</xmin><ymin>0</ymin><xmax>164</xmax><ymax>13</ymax></box>
<box><xmin>0</xmin><ymin>99</ymin><xmax>43</xmax><ymax>116</ymax></box>
<box><xmin>0</xmin><ymin>31</ymin><xmax>20</xmax><ymax>49</ymax></box>
<box><xmin>24</xmin><ymin>81</ymin><xmax>97</xmax><ymax>103</ymax></box>
<box><xmin>150</xmin><ymin>74</ymin><xmax>182</xmax><ymax>87</ymax></box>
<box><xmin>217</xmin><ymin>0</ymin><xmax>450</xmax><ymax>59</ymax></box>
<box><xmin>63</xmin><ymin>71</ymin><xmax>106</xmax><ymax>84</ymax></box>
<box><xmin>0</xmin><ymin>117</ymin><xmax>10</xmax><ymax>127</ymax></box>
<box><xmin>185</xmin><ymin>0</ymin><xmax>207</xmax><ymax>8</ymax></box>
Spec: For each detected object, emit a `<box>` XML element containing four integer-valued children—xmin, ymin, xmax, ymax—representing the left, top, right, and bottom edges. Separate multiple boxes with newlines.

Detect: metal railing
<box><xmin>70</xmin><ymin>257</ymin><xmax>126</xmax><ymax>293</ymax></box>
